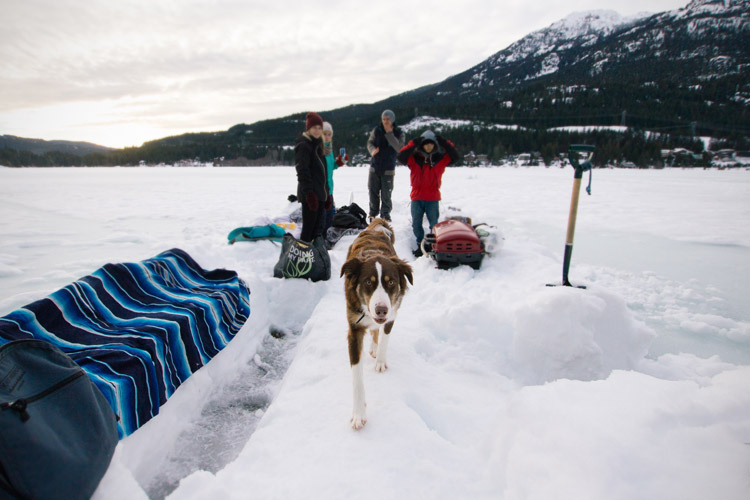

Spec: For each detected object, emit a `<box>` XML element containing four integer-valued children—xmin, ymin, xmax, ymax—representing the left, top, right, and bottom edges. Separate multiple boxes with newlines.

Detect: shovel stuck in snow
<box><xmin>548</xmin><ymin>144</ymin><xmax>595</xmax><ymax>289</ymax></box>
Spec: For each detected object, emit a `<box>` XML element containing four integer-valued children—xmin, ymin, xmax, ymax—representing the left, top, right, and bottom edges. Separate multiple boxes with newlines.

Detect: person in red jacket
<box><xmin>397</xmin><ymin>130</ymin><xmax>459</xmax><ymax>256</ymax></box>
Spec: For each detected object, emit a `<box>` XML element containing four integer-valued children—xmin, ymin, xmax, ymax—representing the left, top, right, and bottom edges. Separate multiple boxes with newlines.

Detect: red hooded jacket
<box><xmin>397</xmin><ymin>135</ymin><xmax>459</xmax><ymax>201</ymax></box>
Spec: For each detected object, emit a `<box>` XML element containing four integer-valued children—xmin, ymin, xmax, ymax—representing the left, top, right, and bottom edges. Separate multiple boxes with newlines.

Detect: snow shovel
<box><xmin>548</xmin><ymin>144</ymin><xmax>595</xmax><ymax>288</ymax></box>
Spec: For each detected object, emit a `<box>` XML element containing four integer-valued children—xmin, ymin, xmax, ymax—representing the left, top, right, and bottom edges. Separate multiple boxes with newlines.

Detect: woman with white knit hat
<box><xmin>317</xmin><ymin>121</ymin><xmax>348</xmax><ymax>237</ymax></box>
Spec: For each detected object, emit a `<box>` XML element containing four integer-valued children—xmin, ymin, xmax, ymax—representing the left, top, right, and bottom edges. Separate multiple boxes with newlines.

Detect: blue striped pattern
<box><xmin>0</xmin><ymin>249</ymin><xmax>251</xmax><ymax>438</ymax></box>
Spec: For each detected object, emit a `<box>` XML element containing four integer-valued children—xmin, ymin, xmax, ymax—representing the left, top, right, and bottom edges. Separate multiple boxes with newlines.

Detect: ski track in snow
<box><xmin>146</xmin><ymin>326</ymin><xmax>302</xmax><ymax>499</ymax></box>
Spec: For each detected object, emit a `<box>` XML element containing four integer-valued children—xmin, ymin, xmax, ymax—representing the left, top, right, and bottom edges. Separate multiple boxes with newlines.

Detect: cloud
<box><xmin>0</xmin><ymin>0</ymin><xmax>689</xmax><ymax>147</ymax></box>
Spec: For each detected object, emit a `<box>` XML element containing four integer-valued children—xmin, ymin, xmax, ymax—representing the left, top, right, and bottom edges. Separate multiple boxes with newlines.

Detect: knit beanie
<box><xmin>306</xmin><ymin>112</ymin><xmax>324</xmax><ymax>130</ymax></box>
<box><xmin>322</xmin><ymin>122</ymin><xmax>334</xmax><ymax>155</ymax></box>
<box><xmin>381</xmin><ymin>109</ymin><xmax>396</xmax><ymax>123</ymax></box>
<box><xmin>421</xmin><ymin>130</ymin><xmax>437</xmax><ymax>146</ymax></box>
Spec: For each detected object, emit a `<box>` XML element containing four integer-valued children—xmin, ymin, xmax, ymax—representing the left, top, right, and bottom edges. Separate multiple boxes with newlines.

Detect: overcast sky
<box><xmin>1</xmin><ymin>0</ymin><xmax>690</xmax><ymax>148</ymax></box>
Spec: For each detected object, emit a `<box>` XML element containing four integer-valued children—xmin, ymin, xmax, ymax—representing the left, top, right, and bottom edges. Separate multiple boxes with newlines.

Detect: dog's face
<box><xmin>341</xmin><ymin>256</ymin><xmax>413</xmax><ymax>324</ymax></box>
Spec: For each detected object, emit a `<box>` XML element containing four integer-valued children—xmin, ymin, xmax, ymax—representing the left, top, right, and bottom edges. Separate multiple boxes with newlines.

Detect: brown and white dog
<box><xmin>340</xmin><ymin>218</ymin><xmax>413</xmax><ymax>430</ymax></box>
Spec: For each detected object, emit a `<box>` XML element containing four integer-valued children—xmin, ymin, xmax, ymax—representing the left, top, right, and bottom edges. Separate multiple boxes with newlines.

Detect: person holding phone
<box><xmin>318</xmin><ymin>122</ymin><xmax>348</xmax><ymax>237</ymax></box>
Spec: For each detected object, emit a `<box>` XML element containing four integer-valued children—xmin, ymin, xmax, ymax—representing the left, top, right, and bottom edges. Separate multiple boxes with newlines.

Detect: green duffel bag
<box><xmin>0</xmin><ymin>339</ymin><xmax>118</xmax><ymax>500</ymax></box>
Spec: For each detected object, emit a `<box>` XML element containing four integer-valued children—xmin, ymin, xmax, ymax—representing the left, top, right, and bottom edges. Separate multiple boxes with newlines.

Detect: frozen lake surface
<box><xmin>1</xmin><ymin>166</ymin><xmax>748</xmax><ymax>500</ymax></box>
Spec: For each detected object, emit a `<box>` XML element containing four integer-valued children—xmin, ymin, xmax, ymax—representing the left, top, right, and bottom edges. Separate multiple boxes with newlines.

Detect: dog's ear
<box><xmin>393</xmin><ymin>257</ymin><xmax>413</xmax><ymax>287</ymax></box>
<box><xmin>340</xmin><ymin>258</ymin><xmax>363</xmax><ymax>279</ymax></box>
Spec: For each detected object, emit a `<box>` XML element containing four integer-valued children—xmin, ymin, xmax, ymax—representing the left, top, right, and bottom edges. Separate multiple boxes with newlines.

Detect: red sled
<box><xmin>422</xmin><ymin>219</ymin><xmax>485</xmax><ymax>270</ymax></box>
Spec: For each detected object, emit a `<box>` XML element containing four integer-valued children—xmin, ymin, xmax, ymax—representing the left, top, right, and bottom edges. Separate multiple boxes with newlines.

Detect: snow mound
<box><xmin>489</xmin><ymin>366</ymin><xmax>750</xmax><ymax>500</ymax></box>
<box><xmin>513</xmin><ymin>286</ymin><xmax>654</xmax><ymax>384</ymax></box>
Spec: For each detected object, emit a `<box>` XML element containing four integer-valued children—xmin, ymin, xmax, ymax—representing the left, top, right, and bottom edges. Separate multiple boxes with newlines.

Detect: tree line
<box><xmin>2</xmin><ymin>76</ymin><xmax>747</xmax><ymax>168</ymax></box>
<box><xmin>1</xmin><ymin>125</ymin><xmax>740</xmax><ymax>168</ymax></box>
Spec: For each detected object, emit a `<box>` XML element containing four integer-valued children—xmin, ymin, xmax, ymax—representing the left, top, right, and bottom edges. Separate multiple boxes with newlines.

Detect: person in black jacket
<box><xmin>295</xmin><ymin>112</ymin><xmax>331</xmax><ymax>243</ymax></box>
<box><xmin>366</xmin><ymin>109</ymin><xmax>405</xmax><ymax>222</ymax></box>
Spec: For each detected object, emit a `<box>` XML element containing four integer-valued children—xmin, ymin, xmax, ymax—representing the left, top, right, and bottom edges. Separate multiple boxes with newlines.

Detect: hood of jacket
<box><xmin>419</xmin><ymin>130</ymin><xmax>442</xmax><ymax>158</ymax></box>
<box><xmin>296</xmin><ymin>132</ymin><xmax>322</xmax><ymax>149</ymax></box>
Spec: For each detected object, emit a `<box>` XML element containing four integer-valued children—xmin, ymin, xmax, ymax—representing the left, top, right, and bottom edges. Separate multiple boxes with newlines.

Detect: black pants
<box><xmin>301</xmin><ymin>200</ymin><xmax>326</xmax><ymax>243</ymax></box>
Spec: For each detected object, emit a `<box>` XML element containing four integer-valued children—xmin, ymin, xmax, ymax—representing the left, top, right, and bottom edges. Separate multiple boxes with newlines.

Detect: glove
<box><xmin>324</xmin><ymin>195</ymin><xmax>333</xmax><ymax>210</ymax></box>
<box><xmin>436</xmin><ymin>135</ymin><xmax>454</xmax><ymax>147</ymax></box>
<box><xmin>411</xmin><ymin>136</ymin><xmax>422</xmax><ymax>148</ymax></box>
<box><xmin>305</xmin><ymin>192</ymin><xmax>319</xmax><ymax>211</ymax></box>
<box><xmin>335</xmin><ymin>154</ymin><xmax>349</xmax><ymax>166</ymax></box>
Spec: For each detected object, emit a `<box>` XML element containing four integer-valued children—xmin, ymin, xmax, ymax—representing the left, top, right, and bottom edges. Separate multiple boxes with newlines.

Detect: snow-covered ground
<box><xmin>1</xmin><ymin>165</ymin><xmax>748</xmax><ymax>499</ymax></box>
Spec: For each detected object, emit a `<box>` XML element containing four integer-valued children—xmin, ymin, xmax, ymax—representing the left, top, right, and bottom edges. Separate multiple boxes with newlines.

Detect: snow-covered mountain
<box><xmin>419</xmin><ymin>0</ymin><xmax>748</xmax><ymax>93</ymax></box>
<box><xmin>387</xmin><ymin>0</ymin><xmax>748</xmax><ymax>134</ymax></box>
<box><xmin>112</xmin><ymin>0</ymin><xmax>748</xmax><ymax>168</ymax></box>
<box><xmin>465</xmin><ymin>10</ymin><xmax>651</xmax><ymax>85</ymax></box>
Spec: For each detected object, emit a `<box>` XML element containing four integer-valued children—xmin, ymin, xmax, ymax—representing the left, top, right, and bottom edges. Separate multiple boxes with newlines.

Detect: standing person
<box><xmin>318</xmin><ymin>122</ymin><xmax>348</xmax><ymax>237</ymax></box>
<box><xmin>366</xmin><ymin>109</ymin><xmax>405</xmax><ymax>222</ymax></box>
<box><xmin>295</xmin><ymin>112</ymin><xmax>331</xmax><ymax>243</ymax></box>
<box><xmin>397</xmin><ymin>130</ymin><xmax>459</xmax><ymax>257</ymax></box>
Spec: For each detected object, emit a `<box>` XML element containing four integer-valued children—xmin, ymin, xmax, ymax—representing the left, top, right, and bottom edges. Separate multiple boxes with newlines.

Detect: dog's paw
<box><xmin>374</xmin><ymin>360</ymin><xmax>388</xmax><ymax>372</ymax></box>
<box><xmin>369</xmin><ymin>344</ymin><xmax>378</xmax><ymax>358</ymax></box>
<box><xmin>350</xmin><ymin>414</ymin><xmax>367</xmax><ymax>430</ymax></box>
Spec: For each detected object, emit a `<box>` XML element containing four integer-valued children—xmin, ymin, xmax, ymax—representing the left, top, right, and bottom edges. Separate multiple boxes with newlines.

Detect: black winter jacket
<box><xmin>368</xmin><ymin>125</ymin><xmax>405</xmax><ymax>175</ymax></box>
<box><xmin>295</xmin><ymin>133</ymin><xmax>330</xmax><ymax>203</ymax></box>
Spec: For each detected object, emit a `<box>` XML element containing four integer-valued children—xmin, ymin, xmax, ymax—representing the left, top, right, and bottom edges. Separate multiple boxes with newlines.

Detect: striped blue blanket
<box><xmin>0</xmin><ymin>249</ymin><xmax>251</xmax><ymax>438</ymax></box>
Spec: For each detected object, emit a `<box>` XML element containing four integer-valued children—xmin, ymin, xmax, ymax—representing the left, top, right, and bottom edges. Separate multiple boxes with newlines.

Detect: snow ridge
<box><xmin>455</xmin><ymin>0</ymin><xmax>747</xmax><ymax>91</ymax></box>
<box><xmin>493</xmin><ymin>10</ymin><xmax>649</xmax><ymax>68</ymax></box>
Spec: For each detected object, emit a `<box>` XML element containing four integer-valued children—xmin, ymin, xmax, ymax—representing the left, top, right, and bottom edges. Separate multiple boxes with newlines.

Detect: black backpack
<box><xmin>332</xmin><ymin>202</ymin><xmax>367</xmax><ymax>229</ymax></box>
<box><xmin>0</xmin><ymin>339</ymin><xmax>118</xmax><ymax>500</ymax></box>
